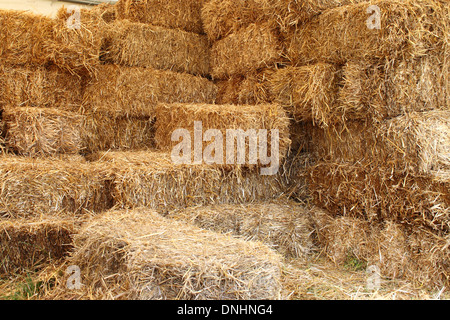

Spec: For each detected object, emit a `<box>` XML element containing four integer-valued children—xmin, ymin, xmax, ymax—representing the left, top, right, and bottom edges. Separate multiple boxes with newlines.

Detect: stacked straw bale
<box><xmin>82</xmin><ymin>65</ymin><xmax>217</xmax><ymax>117</ymax></box>
<box><xmin>80</xmin><ymin>65</ymin><xmax>217</xmax><ymax>153</ymax></box>
<box><xmin>0</xmin><ymin>65</ymin><xmax>84</xmax><ymax>110</ymax></box>
<box><xmin>167</xmin><ymin>201</ymin><xmax>315</xmax><ymax>259</ymax></box>
<box><xmin>154</xmin><ymin>103</ymin><xmax>291</xmax><ymax>166</ymax></box>
<box><xmin>210</xmin><ymin>22</ymin><xmax>282</xmax><ymax>79</ymax></box>
<box><xmin>115</xmin><ymin>0</ymin><xmax>207</xmax><ymax>34</ymax></box>
<box><xmin>286</xmin><ymin>0</ymin><xmax>447</xmax><ymax>65</ymax></box>
<box><xmin>270</xmin><ymin>63</ymin><xmax>342</xmax><ymax>125</ymax></box>
<box><xmin>306</xmin><ymin>161</ymin><xmax>449</xmax><ymax>232</ymax></box>
<box><xmin>50</xmin><ymin>5</ymin><xmax>115</xmax><ymax>76</ymax></box>
<box><xmin>215</xmin><ymin>69</ymin><xmax>275</xmax><ymax>105</ymax></box>
<box><xmin>309</xmin><ymin>111</ymin><xmax>450</xmax><ymax>177</ymax></box>
<box><xmin>87</xmin><ymin>151</ymin><xmax>288</xmax><ymax>211</ymax></box>
<box><xmin>338</xmin><ymin>55</ymin><xmax>449</xmax><ymax>123</ymax></box>
<box><xmin>0</xmin><ymin>218</ymin><xmax>77</xmax><ymax>274</ymax></box>
<box><xmin>0</xmin><ymin>155</ymin><xmax>113</xmax><ymax>218</ymax></box>
<box><xmin>2</xmin><ymin>107</ymin><xmax>84</xmax><ymax>156</ymax></box>
<box><xmin>65</xmin><ymin>208</ymin><xmax>283</xmax><ymax>300</ymax></box>
<box><xmin>102</xmin><ymin>20</ymin><xmax>210</xmax><ymax>76</ymax></box>
<box><xmin>0</xmin><ymin>10</ymin><xmax>54</xmax><ymax>67</ymax></box>
<box><xmin>201</xmin><ymin>0</ymin><xmax>367</xmax><ymax>41</ymax></box>
<box><xmin>311</xmin><ymin>208</ymin><xmax>450</xmax><ymax>289</ymax></box>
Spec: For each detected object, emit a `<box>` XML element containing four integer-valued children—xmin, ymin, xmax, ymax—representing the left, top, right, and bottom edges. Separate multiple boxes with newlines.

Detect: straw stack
<box><xmin>60</xmin><ymin>208</ymin><xmax>283</xmax><ymax>300</ymax></box>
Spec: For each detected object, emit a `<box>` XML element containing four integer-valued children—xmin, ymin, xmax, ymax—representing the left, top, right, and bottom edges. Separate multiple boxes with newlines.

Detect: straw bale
<box><xmin>0</xmin><ymin>155</ymin><xmax>113</xmax><ymax>218</ymax></box>
<box><xmin>215</xmin><ymin>69</ymin><xmax>275</xmax><ymax>105</ymax></box>
<box><xmin>102</xmin><ymin>20</ymin><xmax>210</xmax><ymax>76</ymax></box>
<box><xmin>154</xmin><ymin>103</ymin><xmax>291</xmax><ymax>166</ymax></box>
<box><xmin>115</xmin><ymin>0</ymin><xmax>206</xmax><ymax>34</ymax></box>
<box><xmin>309</xmin><ymin>110</ymin><xmax>450</xmax><ymax>176</ymax></box>
<box><xmin>0</xmin><ymin>10</ymin><xmax>54</xmax><ymax>67</ymax></box>
<box><xmin>286</xmin><ymin>0</ymin><xmax>447</xmax><ymax>65</ymax></box>
<box><xmin>311</xmin><ymin>208</ymin><xmax>449</xmax><ymax>288</ymax></box>
<box><xmin>407</xmin><ymin>227</ymin><xmax>450</xmax><ymax>288</ymax></box>
<box><xmin>50</xmin><ymin>5</ymin><xmax>114</xmax><ymax>75</ymax></box>
<box><xmin>210</xmin><ymin>22</ymin><xmax>283</xmax><ymax>79</ymax></box>
<box><xmin>2</xmin><ymin>107</ymin><xmax>84</xmax><ymax>156</ymax></box>
<box><xmin>81</xmin><ymin>114</ymin><xmax>154</xmax><ymax>154</ymax></box>
<box><xmin>0</xmin><ymin>218</ymin><xmax>77</xmax><ymax>274</ymax></box>
<box><xmin>307</xmin><ymin>161</ymin><xmax>450</xmax><ymax>232</ymax></box>
<box><xmin>270</xmin><ymin>64</ymin><xmax>341</xmax><ymax>126</ymax></box>
<box><xmin>82</xmin><ymin>65</ymin><xmax>217</xmax><ymax>117</ymax></box>
<box><xmin>0</xmin><ymin>65</ymin><xmax>84</xmax><ymax>110</ymax></box>
<box><xmin>167</xmin><ymin>201</ymin><xmax>315</xmax><ymax>259</ymax></box>
<box><xmin>201</xmin><ymin>0</ymin><xmax>276</xmax><ymax>42</ymax></box>
<box><xmin>273</xmin><ymin>0</ymin><xmax>368</xmax><ymax>31</ymax></box>
<box><xmin>66</xmin><ymin>208</ymin><xmax>283</xmax><ymax>299</ymax></box>
<box><xmin>87</xmin><ymin>150</ymin><xmax>287</xmax><ymax>211</ymax></box>
<box><xmin>338</xmin><ymin>55</ymin><xmax>449</xmax><ymax>123</ymax></box>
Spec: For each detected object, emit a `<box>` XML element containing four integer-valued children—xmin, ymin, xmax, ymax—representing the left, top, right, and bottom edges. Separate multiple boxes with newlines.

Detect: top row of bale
<box><xmin>2</xmin><ymin>0</ymin><xmax>446</xmax><ymax>78</ymax></box>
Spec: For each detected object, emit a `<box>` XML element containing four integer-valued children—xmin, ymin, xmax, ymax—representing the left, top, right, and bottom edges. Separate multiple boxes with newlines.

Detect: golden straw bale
<box><xmin>0</xmin><ymin>65</ymin><xmax>84</xmax><ymax>110</ymax></box>
<box><xmin>81</xmin><ymin>114</ymin><xmax>154</xmax><ymax>154</ymax></box>
<box><xmin>286</xmin><ymin>0</ymin><xmax>447</xmax><ymax>65</ymax></box>
<box><xmin>309</xmin><ymin>110</ymin><xmax>450</xmax><ymax>176</ymax></box>
<box><xmin>50</xmin><ymin>5</ymin><xmax>114</xmax><ymax>76</ymax></box>
<box><xmin>201</xmin><ymin>0</ymin><xmax>275</xmax><ymax>41</ymax></box>
<box><xmin>307</xmin><ymin>162</ymin><xmax>449</xmax><ymax>232</ymax></box>
<box><xmin>270</xmin><ymin>64</ymin><xmax>341</xmax><ymax>126</ymax></box>
<box><xmin>311</xmin><ymin>208</ymin><xmax>449</xmax><ymax>289</ymax></box>
<box><xmin>215</xmin><ymin>69</ymin><xmax>275</xmax><ymax>105</ymax></box>
<box><xmin>0</xmin><ymin>218</ymin><xmax>77</xmax><ymax>274</ymax></box>
<box><xmin>210</xmin><ymin>22</ymin><xmax>282</xmax><ymax>79</ymax></box>
<box><xmin>115</xmin><ymin>0</ymin><xmax>207</xmax><ymax>34</ymax></box>
<box><xmin>273</xmin><ymin>0</ymin><xmax>368</xmax><ymax>31</ymax></box>
<box><xmin>338</xmin><ymin>55</ymin><xmax>449</xmax><ymax>123</ymax></box>
<box><xmin>102</xmin><ymin>20</ymin><xmax>210</xmax><ymax>76</ymax></box>
<box><xmin>0</xmin><ymin>155</ymin><xmax>113</xmax><ymax>218</ymax></box>
<box><xmin>0</xmin><ymin>10</ymin><xmax>54</xmax><ymax>67</ymax></box>
<box><xmin>167</xmin><ymin>201</ymin><xmax>315</xmax><ymax>259</ymax></box>
<box><xmin>407</xmin><ymin>227</ymin><xmax>450</xmax><ymax>288</ymax></box>
<box><xmin>2</xmin><ymin>107</ymin><xmax>84</xmax><ymax>156</ymax></box>
<box><xmin>154</xmin><ymin>103</ymin><xmax>291</xmax><ymax>166</ymax></box>
<box><xmin>62</xmin><ymin>208</ymin><xmax>282</xmax><ymax>300</ymax></box>
<box><xmin>87</xmin><ymin>150</ymin><xmax>287</xmax><ymax>211</ymax></box>
<box><xmin>82</xmin><ymin>65</ymin><xmax>217</xmax><ymax>118</ymax></box>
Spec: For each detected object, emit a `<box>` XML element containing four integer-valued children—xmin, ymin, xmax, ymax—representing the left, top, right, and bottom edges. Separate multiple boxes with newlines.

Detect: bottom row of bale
<box><xmin>1</xmin><ymin>199</ymin><xmax>448</xmax><ymax>298</ymax></box>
